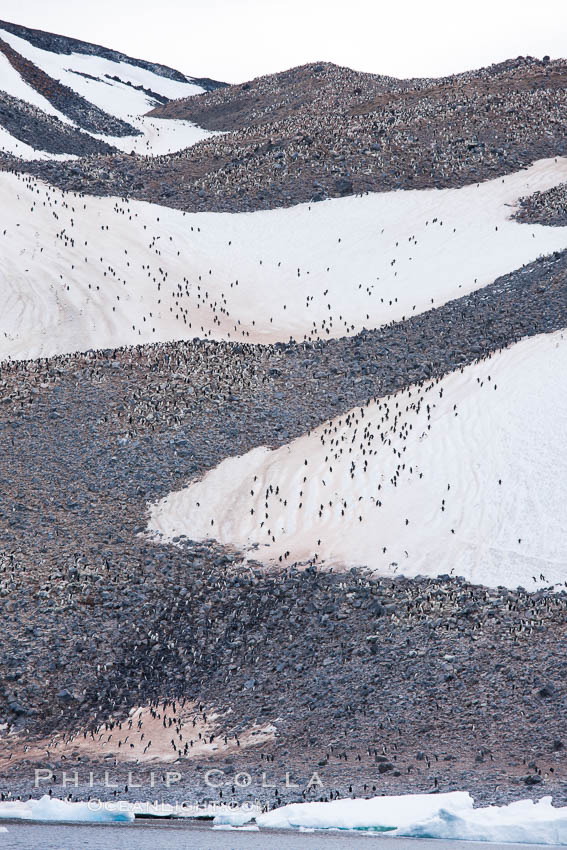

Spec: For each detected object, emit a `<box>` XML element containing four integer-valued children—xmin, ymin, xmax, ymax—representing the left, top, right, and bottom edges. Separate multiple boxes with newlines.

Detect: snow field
<box><xmin>2</xmin><ymin>158</ymin><xmax>567</xmax><ymax>360</ymax></box>
<box><xmin>149</xmin><ymin>331</ymin><xmax>567</xmax><ymax>590</ymax></box>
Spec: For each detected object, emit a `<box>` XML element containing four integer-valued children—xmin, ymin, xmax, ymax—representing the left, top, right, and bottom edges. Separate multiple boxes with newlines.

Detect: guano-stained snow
<box><xmin>2</xmin><ymin>158</ymin><xmax>567</xmax><ymax>361</ymax></box>
<box><xmin>149</xmin><ymin>331</ymin><xmax>567</xmax><ymax>590</ymax></box>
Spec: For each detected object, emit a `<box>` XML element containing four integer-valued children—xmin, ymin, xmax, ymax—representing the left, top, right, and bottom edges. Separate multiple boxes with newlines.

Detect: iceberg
<box><xmin>212</xmin><ymin>824</ymin><xmax>260</xmax><ymax>831</ymax></box>
<box><xmin>3</xmin><ymin>790</ymin><xmax>567</xmax><ymax>843</ymax></box>
<box><xmin>256</xmin><ymin>791</ymin><xmax>473</xmax><ymax>831</ymax></box>
<box><xmin>0</xmin><ymin>796</ymin><xmax>261</xmax><ymax>825</ymax></box>
<box><xmin>213</xmin><ymin>806</ymin><xmax>261</xmax><ymax>827</ymax></box>
<box><xmin>0</xmin><ymin>795</ymin><xmax>133</xmax><ymax>823</ymax></box>
<box><xmin>257</xmin><ymin>792</ymin><xmax>567</xmax><ymax>844</ymax></box>
<box><xmin>404</xmin><ymin>796</ymin><xmax>567</xmax><ymax>845</ymax></box>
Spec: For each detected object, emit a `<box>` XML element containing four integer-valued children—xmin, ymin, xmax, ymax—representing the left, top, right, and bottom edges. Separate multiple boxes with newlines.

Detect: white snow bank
<box><xmin>257</xmin><ymin>791</ymin><xmax>472</xmax><ymax>831</ymax></box>
<box><xmin>0</xmin><ymin>795</ymin><xmax>133</xmax><ymax>822</ymax></box>
<box><xmin>256</xmin><ymin>792</ymin><xmax>567</xmax><ymax>844</ymax></box>
<box><xmin>3</xmin><ymin>158</ymin><xmax>567</xmax><ymax>360</ymax></box>
<box><xmin>88</xmin><ymin>115</ymin><xmax>217</xmax><ymax>157</ymax></box>
<box><xmin>150</xmin><ymin>331</ymin><xmax>567</xmax><ymax>590</ymax></box>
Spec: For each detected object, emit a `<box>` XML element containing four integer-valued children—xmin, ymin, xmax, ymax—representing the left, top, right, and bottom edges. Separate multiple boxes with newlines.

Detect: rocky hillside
<box><xmin>12</xmin><ymin>55</ymin><xmax>567</xmax><ymax>212</ymax></box>
<box><xmin>1</xmin><ymin>24</ymin><xmax>567</xmax><ymax>809</ymax></box>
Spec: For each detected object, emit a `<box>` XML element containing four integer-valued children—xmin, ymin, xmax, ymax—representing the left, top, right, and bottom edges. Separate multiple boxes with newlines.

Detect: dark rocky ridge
<box><xmin>0</xmin><ymin>90</ymin><xmax>117</xmax><ymax>156</ymax></box>
<box><xmin>150</xmin><ymin>61</ymin><xmax>403</xmax><ymax>131</ymax></box>
<box><xmin>0</xmin><ymin>18</ymin><xmax>227</xmax><ymax>89</ymax></box>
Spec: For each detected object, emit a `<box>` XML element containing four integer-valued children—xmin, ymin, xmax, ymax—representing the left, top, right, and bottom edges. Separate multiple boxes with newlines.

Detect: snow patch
<box><xmin>1</xmin><ymin>701</ymin><xmax>275</xmax><ymax>767</ymax></box>
<box><xmin>149</xmin><ymin>331</ymin><xmax>567</xmax><ymax>590</ymax></box>
<box><xmin>89</xmin><ymin>116</ymin><xmax>218</xmax><ymax>156</ymax></box>
<box><xmin>3</xmin><ymin>158</ymin><xmax>567</xmax><ymax>360</ymax></box>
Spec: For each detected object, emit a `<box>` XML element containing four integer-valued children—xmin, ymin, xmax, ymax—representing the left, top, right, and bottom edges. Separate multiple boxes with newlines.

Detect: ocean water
<box><xmin>0</xmin><ymin>821</ymin><xmax>554</xmax><ymax>850</ymax></box>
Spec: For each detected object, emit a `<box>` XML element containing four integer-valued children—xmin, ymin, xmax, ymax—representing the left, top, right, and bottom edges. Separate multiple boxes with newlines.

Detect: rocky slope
<box><xmin>12</xmin><ymin>55</ymin><xmax>567</xmax><ymax>212</ymax></box>
<box><xmin>0</xmin><ymin>25</ymin><xmax>566</xmax><ymax>808</ymax></box>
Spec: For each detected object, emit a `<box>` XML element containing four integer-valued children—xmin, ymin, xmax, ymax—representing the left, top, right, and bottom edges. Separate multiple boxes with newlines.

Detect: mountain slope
<box><xmin>0</xmin><ymin>19</ymin><xmax>225</xmax><ymax>157</ymax></box>
<box><xmin>0</xmin><ymin>19</ymin><xmax>225</xmax><ymax>88</ymax></box>
<box><xmin>6</xmin><ymin>52</ymin><xmax>567</xmax><ymax>213</ymax></box>
<box><xmin>2</xmin><ymin>33</ymin><xmax>567</xmax><ymax>808</ymax></box>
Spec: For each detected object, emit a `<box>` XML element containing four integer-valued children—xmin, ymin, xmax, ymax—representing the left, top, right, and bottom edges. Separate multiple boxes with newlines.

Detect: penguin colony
<box><xmin>1</xmin><ymin>545</ymin><xmax>566</xmax><ymax>807</ymax></box>
<box><xmin>12</xmin><ymin>56</ymin><xmax>567</xmax><ymax>214</ymax></box>
<box><xmin>0</xmin><ymin>34</ymin><xmax>567</xmax><ymax>808</ymax></box>
<box><xmin>1</xmin><ymin>241</ymin><xmax>566</xmax><ymax>804</ymax></box>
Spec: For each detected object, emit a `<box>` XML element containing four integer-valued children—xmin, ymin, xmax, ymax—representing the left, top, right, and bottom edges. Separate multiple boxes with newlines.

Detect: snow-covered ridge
<box><xmin>0</xmin><ymin>19</ymin><xmax>225</xmax><ymax>89</ymax></box>
<box><xmin>149</xmin><ymin>331</ymin><xmax>567</xmax><ymax>590</ymax></box>
<box><xmin>2</xmin><ymin>158</ymin><xmax>567</xmax><ymax>361</ymax></box>
<box><xmin>0</xmin><ymin>21</ymin><xmax>216</xmax><ymax>156</ymax></box>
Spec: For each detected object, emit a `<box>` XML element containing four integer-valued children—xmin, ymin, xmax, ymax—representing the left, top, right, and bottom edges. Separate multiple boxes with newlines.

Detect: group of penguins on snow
<box><xmin>0</xmin><ymin>166</ymin><xmax>552</xmax><ymax>356</ymax></box>
<box><xmin>0</xmin><ymin>165</ymin><xmax>562</xmax><ymax>583</ymax></box>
